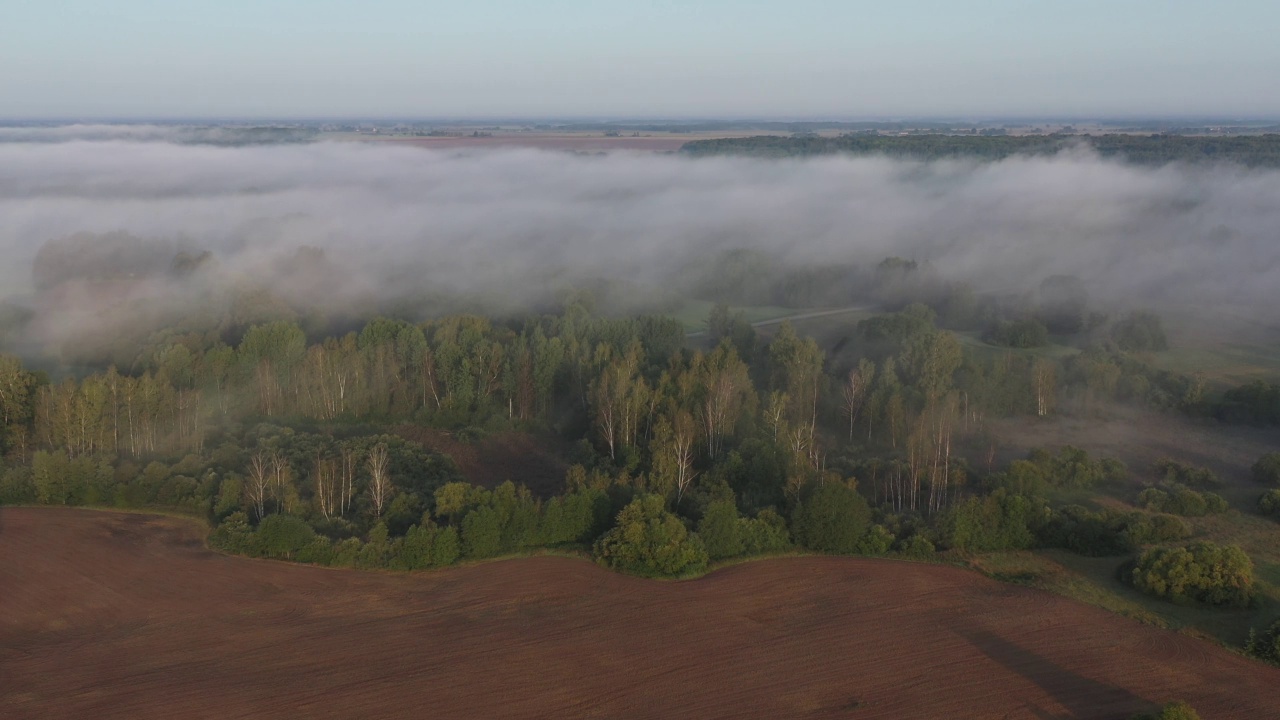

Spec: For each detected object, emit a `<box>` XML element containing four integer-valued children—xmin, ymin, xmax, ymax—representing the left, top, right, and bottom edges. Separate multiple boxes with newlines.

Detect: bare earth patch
<box><xmin>3</xmin><ymin>508</ymin><xmax>1278</xmax><ymax>719</ymax></box>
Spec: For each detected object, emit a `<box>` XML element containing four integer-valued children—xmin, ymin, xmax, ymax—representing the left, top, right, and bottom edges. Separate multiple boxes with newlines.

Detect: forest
<box><xmin>2</xmin><ymin>230</ymin><xmax>1278</xmax><ymax>669</ymax></box>
<box><xmin>680</xmin><ymin>133</ymin><xmax>1280</xmax><ymax>166</ymax></box>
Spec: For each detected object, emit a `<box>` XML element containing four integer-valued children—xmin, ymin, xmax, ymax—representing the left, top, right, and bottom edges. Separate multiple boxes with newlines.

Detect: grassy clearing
<box><xmin>953</xmin><ymin>330</ymin><xmax>1080</xmax><ymax>361</ymax></box>
<box><xmin>1153</xmin><ymin>344</ymin><xmax>1280</xmax><ymax>390</ymax></box>
<box><xmin>970</xmin><ymin>551</ymin><xmax>1168</xmax><ymax>628</ymax></box>
<box><xmin>981</xmin><ymin>501</ymin><xmax>1280</xmax><ymax>648</ymax></box>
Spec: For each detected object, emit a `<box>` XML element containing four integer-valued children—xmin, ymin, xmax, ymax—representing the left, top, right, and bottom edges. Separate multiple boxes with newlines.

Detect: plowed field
<box><xmin>3</xmin><ymin>508</ymin><xmax>1277</xmax><ymax>719</ymax></box>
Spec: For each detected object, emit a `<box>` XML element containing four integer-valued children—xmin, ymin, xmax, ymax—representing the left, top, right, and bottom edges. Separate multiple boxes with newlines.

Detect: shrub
<box><xmin>209</xmin><ymin>511</ymin><xmax>253</xmax><ymax>554</ymax></box>
<box><xmin>1132</xmin><ymin>541</ymin><xmax>1254</xmax><ymax>607</ymax></box>
<box><xmin>740</xmin><ymin>509</ymin><xmax>792</xmax><ymax>555</ymax></box>
<box><xmin>698</xmin><ymin>500</ymin><xmax>745</xmax><ymax>561</ymax></box>
<box><xmin>1246</xmin><ymin>618</ymin><xmax>1280</xmax><ymax>665</ymax></box>
<box><xmin>790</xmin><ymin>481</ymin><xmax>871</xmax><ymax>554</ymax></box>
<box><xmin>330</xmin><ymin>537</ymin><xmax>363</xmax><ymax>567</ymax></box>
<box><xmin>1130</xmin><ymin>700</ymin><xmax>1202</xmax><ymax>720</ymax></box>
<box><xmin>256</xmin><ymin>514</ymin><xmax>317</xmax><ymax>559</ymax></box>
<box><xmin>1025</xmin><ymin>446</ymin><xmax>1126</xmax><ymax>489</ymax></box>
<box><xmin>896</xmin><ymin>534</ymin><xmax>936</xmax><ymax>559</ymax></box>
<box><xmin>398</xmin><ymin>523</ymin><xmax>445</xmax><ymax>570</ymax></box>
<box><xmin>855</xmin><ymin>524</ymin><xmax>895</xmax><ymax>555</ymax></box>
<box><xmin>297</xmin><ymin>537</ymin><xmax>335</xmax><ymax>565</ymax></box>
<box><xmin>941</xmin><ymin>490</ymin><xmax>1039</xmax><ymax>553</ymax></box>
<box><xmin>1253</xmin><ymin>453</ymin><xmax>1280</xmax><ymax>486</ymax></box>
<box><xmin>1124</xmin><ymin>514</ymin><xmax>1191</xmax><ymax>546</ymax></box>
<box><xmin>985</xmin><ymin>318</ymin><xmax>1049</xmax><ymax>348</ymax></box>
<box><xmin>357</xmin><ymin>523</ymin><xmax>391</xmax><ymax>569</ymax></box>
<box><xmin>1138</xmin><ymin>484</ymin><xmax>1228</xmax><ymax>517</ymax></box>
<box><xmin>461</xmin><ymin>505</ymin><xmax>503</xmax><ymax>559</ymax></box>
<box><xmin>0</xmin><ymin>466</ymin><xmax>36</xmax><ymax>504</ymax></box>
<box><xmin>1258</xmin><ymin>489</ymin><xmax>1280</xmax><ymax>517</ymax></box>
<box><xmin>594</xmin><ymin>495</ymin><xmax>708</xmax><ymax>577</ymax></box>
<box><xmin>1153</xmin><ymin>459</ymin><xmax>1219</xmax><ymax>489</ymax></box>
<box><xmin>539</xmin><ymin>489</ymin><xmax>608</xmax><ymax>545</ymax></box>
<box><xmin>1111</xmin><ymin>311</ymin><xmax>1169</xmax><ymax>352</ymax></box>
<box><xmin>1040</xmin><ymin>505</ymin><xmax>1133</xmax><ymax>557</ymax></box>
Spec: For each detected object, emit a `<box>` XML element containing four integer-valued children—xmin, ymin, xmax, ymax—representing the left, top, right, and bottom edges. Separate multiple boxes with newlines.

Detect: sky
<box><xmin>3</xmin><ymin>0</ymin><xmax>1279</xmax><ymax>119</ymax></box>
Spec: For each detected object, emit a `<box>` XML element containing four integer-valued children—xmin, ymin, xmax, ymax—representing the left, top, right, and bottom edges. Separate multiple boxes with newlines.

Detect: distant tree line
<box><xmin>680</xmin><ymin>133</ymin><xmax>1280</xmax><ymax>167</ymax></box>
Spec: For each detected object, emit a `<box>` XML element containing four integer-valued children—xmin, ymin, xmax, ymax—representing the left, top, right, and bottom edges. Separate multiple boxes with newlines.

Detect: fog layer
<box><xmin>1</xmin><ymin>134</ymin><xmax>1278</xmax><ymax>349</ymax></box>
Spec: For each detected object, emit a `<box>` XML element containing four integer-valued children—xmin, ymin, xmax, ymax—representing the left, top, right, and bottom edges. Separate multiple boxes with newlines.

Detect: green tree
<box><xmin>1252</xmin><ymin>453</ymin><xmax>1280</xmax><ymax>486</ymax></box>
<box><xmin>698</xmin><ymin>500</ymin><xmax>745</xmax><ymax>561</ymax></box>
<box><xmin>461</xmin><ymin>505</ymin><xmax>503</xmax><ymax>559</ymax></box>
<box><xmin>594</xmin><ymin>494</ymin><xmax>708</xmax><ymax>577</ymax></box>
<box><xmin>790</xmin><ymin>480</ymin><xmax>871</xmax><ymax>554</ymax></box>
<box><xmin>1132</xmin><ymin>542</ymin><xmax>1254</xmax><ymax>607</ymax></box>
<box><xmin>255</xmin><ymin>514</ymin><xmax>316</xmax><ymax>559</ymax></box>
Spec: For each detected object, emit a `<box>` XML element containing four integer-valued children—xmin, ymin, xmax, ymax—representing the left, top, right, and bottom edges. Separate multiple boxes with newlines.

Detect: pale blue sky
<box><xmin>3</xmin><ymin>0</ymin><xmax>1278</xmax><ymax>119</ymax></box>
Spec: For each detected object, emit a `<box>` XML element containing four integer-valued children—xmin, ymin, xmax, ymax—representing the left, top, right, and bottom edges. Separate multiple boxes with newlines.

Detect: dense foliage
<box><xmin>0</xmin><ymin>268</ymin><xmax>1262</xmax><ymax>590</ymax></box>
<box><xmin>1131</xmin><ymin>542</ymin><xmax>1254</xmax><ymax>607</ymax></box>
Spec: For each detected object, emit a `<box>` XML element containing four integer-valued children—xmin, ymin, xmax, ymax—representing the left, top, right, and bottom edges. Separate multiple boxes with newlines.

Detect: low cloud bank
<box><xmin>1</xmin><ymin>131</ymin><xmax>1278</xmax><ymax>355</ymax></box>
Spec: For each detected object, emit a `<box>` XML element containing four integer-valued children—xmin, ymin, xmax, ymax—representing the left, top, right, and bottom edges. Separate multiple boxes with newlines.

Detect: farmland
<box><xmin>4</xmin><ymin>507</ymin><xmax>1279</xmax><ymax>720</ymax></box>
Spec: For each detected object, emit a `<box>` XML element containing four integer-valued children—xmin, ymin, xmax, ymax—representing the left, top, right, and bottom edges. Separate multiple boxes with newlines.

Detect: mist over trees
<box><xmin>0</xmin><ymin>130</ymin><xmax>1275</xmax><ymax>646</ymax></box>
<box><xmin>4</xmin><ymin>135</ymin><xmax>1280</xmax><ymax>366</ymax></box>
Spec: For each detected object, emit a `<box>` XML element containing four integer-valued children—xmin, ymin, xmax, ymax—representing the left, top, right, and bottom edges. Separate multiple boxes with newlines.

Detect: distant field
<box><xmin>331</xmin><ymin>130</ymin><xmax>784</xmax><ymax>153</ymax></box>
<box><xmin>4</xmin><ymin>507</ymin><xmax>1280</xmax><ymax>719</ymax></box>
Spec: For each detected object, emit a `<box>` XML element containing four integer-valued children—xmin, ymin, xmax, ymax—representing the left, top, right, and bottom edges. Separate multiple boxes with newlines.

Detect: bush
<box><xmin>0</xmin><ymin>466</ymin><xmax>35</xmax><ymax>504</ymax></box>
<box><xmin>985</xmin><ymin>318</ymin><xmax>1049</xmax><ymax>348</ymax></box>
<box><xmin>740</xmin><ymin>509</ymin><xmax>792</xmax><ymax>555</ymax></box>
<box><xmin>896</xmin><ymin>534</ymin><xmax>936</xmax><ymax>559</ymax></box>
<box><xmin>1025</xmin><ymin>447</ymin><xmax>1126</xmax><ymax>489</ymax></box>
<box><xmin>1153</xmin><ymin>459</ymin><xmax>1219</xmax><ymax>489</ymax></box>
<box><xmin>1111</xmin><ymin>311</ymin><xmax>1169</xmax><ymax>352</ymax></box>
<box><xmin>1130</xmin><ymin>700</ymin><xmax>1202</xmax><ymax>720</ymax></box>
<box><xmin>297</xmin><ymin>537</ymin><xmax>335</xmax><ymax>565</ymax></box>
<box><xmin>855</xmin><ymin>524</ymin><xmax>895</xmax><ymax>555</ymax></box>
<box><xmin>539</xmin><ymin>489</ymin><xmax>608</xmax><ymax>545</ymax></box>
<box><xmin>461</xmin><ymin>505</ymin><xmax>503</xmax><ymax>559</ymax></box>
<box><xmin>1124</xmin><ymin>514</ymin><xmax>1191</xmax><ymax>546</ymax></box>
<box><xmin>1138</xmin><ymin>484</ymin><xmax>1228</xmax><ymax>517</ymax></box>
<box><xmin>790</xmin><ymin>481</ymin><xmax>871</xmax><ymax>555</ymax></box>
<box><xmin>209</xmin><ymin>511</ymin><xmax>253</xmax><ymax>553</ymax></box>
<box><xmin>1040</xmin><ymin>505</ymin><xmax>1133</xmax><ymax>557</ymax></box>
<box><xmin>698</xmin><ymin>500</ymin><xmax>745</xmax><ymax>561</ymax></box>
<box><xmin>1258</xmin><ymin>489</ymin><xmax>1280</xmax><ymax>517</ymax></box>
<box><xmin>256</xmin><ymin>514</ymin><xmax>316</xmax><ymax>559</ymax></box>
<box><xmin>941</xmin><ymin>490</ymin><xmax>1039</xmax><ymax>553</ymax></box>
<box><xmin>1132</xmin><ymin>541</ymin><xmax>1254</xmax><ymax>607</ymax></box>
<box><xmin>594</xmin><ymin>495</ymin><xmax>708</xmax><ymax>577</ymax></box>
<box><xmin>396</xmin><ymin>523</ymin><xmax>459</xmax><ymax>570</ymax></box>
<box><xmin>1246</xmin><ymin>618</ymin><xmax>1280</xmax><ymax>665</ymax></box>
<box><xmin>1253</xmin><ymin>453</ymin><xmax>1280</xmax><ymax>485</ymax></box>
<box><xmin>330</xmin><ymin>537</ymin><xmax>363</xmax><ymax>567</ymax></box>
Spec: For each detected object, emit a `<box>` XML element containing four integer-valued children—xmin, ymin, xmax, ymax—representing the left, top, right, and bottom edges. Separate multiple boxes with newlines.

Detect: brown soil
<box><xmin>4</xmin><ymin>508</ymin><xmax>1279</xmax><ymax>719</ymax></box>
<box><xmin>394</xmin><ymin>426</ymin><xmax>570</xmax><ymax>498</ymax></box>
